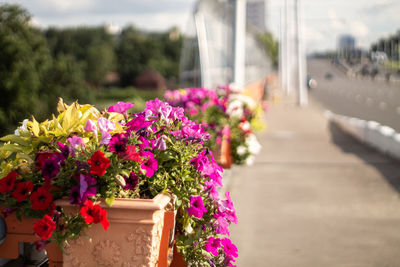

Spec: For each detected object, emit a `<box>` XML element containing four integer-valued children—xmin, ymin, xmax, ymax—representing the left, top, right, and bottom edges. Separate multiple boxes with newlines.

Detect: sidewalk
<box><xmin>229</xmin><ymin>96</ymin><xmax>400</xmax><ymax>267</ymax></box>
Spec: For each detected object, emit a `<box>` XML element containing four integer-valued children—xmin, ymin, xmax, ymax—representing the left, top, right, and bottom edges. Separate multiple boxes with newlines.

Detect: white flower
<box><xmin>241</xmin><ymin>121</ymin><xmax>251</xmax><ymax>131</ymax></box>
<box><xmin>14</xmin><ymin>119</ymin><xmax>29</xmax><ymax>136</ymax></box>
<box><xmin>227</xmin><ymin>99</ymin><xmax>244</xmax><ymax>118</ymax></box>
<box><xmin>246</xmin><ymin>134</ymin><xmax>262</xmax><ymax>155</ymax></box>
<box><xmin>237</xmin><ymin>145</ymin><xmax>247</xmax><ymax>155</ymax></box>
<box><xmin>245</xmin><ymin>155</ymin><xmax>255</xmax><ymax>165</ymax></box>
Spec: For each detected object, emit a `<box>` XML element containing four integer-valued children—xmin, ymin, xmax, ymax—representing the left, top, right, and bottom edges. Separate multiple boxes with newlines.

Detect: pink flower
<box><xmin>97</xmin><ymin>117</ymin><xmax>115</xmax><ymax>145</ymax></box>
<box><xmin>187</xmin><ymin>195</ymin><xmax>207</xmax><ymax>218</ymax></box>
<box><xmin>219</xmin><ymin>192</ymin><xmax>238</xmax><ymax>224</ymax></box>
<box><xmin>67</xmin><ymin>136</ymin><xmax>84</xmax><ymax>156</ymax></box>
<box><xmin>205</xmin><ymin>237</ymin><xmax>221</xmax><ymax>257</ymax></box>
<box><xmin>222</xmin><ymin>238</ymin><xmax>238</xmax><ymax>260</ymax></box>
<box><xmin>140</xmin><ymin>151</ymin><xmax>158</xmax><ymax>177</ymax></box>
<box><xmin>108</xmin><ymin>101</ymin><xmax>134</xmax><ymax>114</ymax></box>
<box><xmin>84</xmin><ymin>119</ymin><xmax>98</xmax><ymax>137</ymax></box>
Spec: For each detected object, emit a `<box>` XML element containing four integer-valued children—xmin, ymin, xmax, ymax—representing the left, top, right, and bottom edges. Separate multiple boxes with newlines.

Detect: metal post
<box><xmin>195</xmin><ymin>13</ymin><xmax>211</xmax><ymax>88</ymax></box>
<box><xmin>285</xmin><ymin>0</ymin><xmax>291</xmax><ymax>95</ymax></box>
<box><xmin>279</xmin><ymin>8</ymin><xmax>285</xmax><ymax>90</ymax></box>
<box><xmin>295</xmin><ymin>0</ymin><xmax>307</xmax><ymax>106</ymax></box>
<box><xmin>233</xmin><ymin>0</ymin><xmax>246</xmax><ymax>89</ymax></box>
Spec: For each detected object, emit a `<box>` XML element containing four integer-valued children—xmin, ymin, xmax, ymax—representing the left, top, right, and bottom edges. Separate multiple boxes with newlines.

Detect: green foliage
<box><xmin>258</xmin><ymin>31</ymin><xmax>279</xmax><ymax>68</ymax></box>
<box><xmin>44</xmin><ymin>26</ymin><xmax>116</xmax><ymax>86</ymax></box>
<box><xmin>0</xmin><ymin>4</ymin><xmax>52</xmax><ymax>134</ymax></box>
<box><xmin>117</xmin><ymin>27</ymin><xmax>183</xmax><ymax>86</ymax></box>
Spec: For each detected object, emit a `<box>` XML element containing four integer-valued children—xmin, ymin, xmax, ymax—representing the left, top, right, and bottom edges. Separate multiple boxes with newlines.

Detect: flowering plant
<box><xmin>165</xmin><ymin>86</ymin><xmax>264</xmax><ymax>166</ymax></box>
<box><xmin>0</xmin><ymin>99</ymin><xmax>238</xmax><ymax>266</ymax></box>
<box><xmin>164</xmin><ymin>88</ymin><xmax>229</xmax><ymax>152</ymax></box>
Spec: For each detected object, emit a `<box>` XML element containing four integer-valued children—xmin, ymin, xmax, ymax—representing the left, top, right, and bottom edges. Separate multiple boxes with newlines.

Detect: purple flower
<box><xmin>84</xmin><ymin>119</ymin><xmax>98</xmax><ymax>137</ymax></box>
<box><xmin>205</xmin><ymin>237</ymin><xmax>221</xmax><ymax>257</ymax></box>
<box><xmin>69</xmin><ymin>186</ymin><xmax>81</xmax><ymax>205</ymax></box>
<box><xmin>41</xmin><ymin>158</ymin><xmax>61</xmax><ymax>180</ymax></box>
<box><xmin>57</xmin><ymin>142</ymin><xmax>70</xmax><ymax>159</ymax></box>
<box><xmin>2</xmin><ymin>207</ymin><xmax>16</xmax><ymax>218</ymax></box>
<box><xmin>69</xmin><ymin>174</ymin><xmax>97</xmax><ymax>205</ymax></box>
<box><xmin>153</xmin><ymin>135</ymin><xmax>167</xmax><ymax>151</ymax></box>
<box><xmin>75</xmin><ymin>160</ymin><xmax>89</xmax><ymax>172</ymax></box>
<box><xmin>108</xmin><ymin>133</ymin><xmax>128</xmax><ymax>156</ymax></box>
<box><xmin>34</xmin><ymin>240</ymin><xmax>50</xmax><ymax>252</ymax></box>
<box><xmin>108</xmin><ymin>101</ymin><xmax>134</xmax><ymax>114</ymax></box>
<box><xmin>140</xmin><ymin>151</ymin><xmax>158</xmax><ymax>177</ymax></box>
<box><xmin>67</xmin><ymin>136</ymin><xmax>84</xmax><ymax>156</ymax></box>
<box><xmin>123</xmin><ymin>172</ymin><xmax>139</xmax><ymax>190</ymax></box>
<box><xmin>221</xmin><ymin>238</ymin><xmax>238</xmax><ymax>259</ymax></box>
<box><xmin>187</xmin><ymin>195</ymin><xmax>207</xmax><ymax>218</ymax></box>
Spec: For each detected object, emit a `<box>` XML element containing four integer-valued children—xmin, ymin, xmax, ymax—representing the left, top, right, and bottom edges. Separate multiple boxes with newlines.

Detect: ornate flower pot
<box><xmin>213</xmin><ymin>135</ymin><xmax>232</xmax><ymax>169</ymax></box>
<box><xmin>0</xmin><ymin>213</ymin><xmax>63</xmax><ymax>267</ymax></box>
<box><xmin>57</xmin><ymin>193</ymin><xmax>173</xmax><ymax>267</ymax></box>
<box><xmin>0</xmin><ymin>193</ymin><xmax>175</xmax><ymax>267</ymax></box>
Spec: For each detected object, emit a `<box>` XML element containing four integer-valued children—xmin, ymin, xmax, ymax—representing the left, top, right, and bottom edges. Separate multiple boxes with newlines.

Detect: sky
<box><xmin>1</xmin><ymin>0</ymin><xmax>400</xmax><ymax>53</ymax></box>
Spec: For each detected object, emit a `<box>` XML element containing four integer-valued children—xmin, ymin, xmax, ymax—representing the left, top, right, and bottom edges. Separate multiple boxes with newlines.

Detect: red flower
<box><xmin>30</xmin><ymin>187</ymin><xmax>53</xmax><ymax>210</ymax></box>
<box><xmin>0</xmin><ymin>171</ymin><xmax>18</xmax><ymax>193</ymax></box>
<box><xmin>33</xmin><ymin>215</ymin><xmax>56</xmax><ymax>240</ymax></box>
<box><xmin>80</xmin><ymin>200</ymin><xmax>109</xmax><ymax>230</ymax></box>
<box><xmin>88</xmin><ymin>151</ymin><xmax>110</xmax><ymax>177</ymax></box>
<box><xmin>12</xmin><ymin>181</ymin><xmax>33</xmax><ymax>202</ymax></box>
<box><xmin>123</xmin><ymin>145</ymin><xmax>142</xmax><ymax>163</ymax></box>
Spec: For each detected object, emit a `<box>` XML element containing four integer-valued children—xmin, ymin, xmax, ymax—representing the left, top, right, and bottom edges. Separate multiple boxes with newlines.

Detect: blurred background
<box><xmin>1</xmin><ymin>0</ymin><xmax>400</xmax><ymax>266</ymax></box>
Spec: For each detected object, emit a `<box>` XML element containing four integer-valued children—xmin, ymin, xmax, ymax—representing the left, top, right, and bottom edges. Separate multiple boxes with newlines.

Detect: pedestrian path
<box><xmin>229</xmin><ymin>96</ymin><xmax>400</xmax><ymax>267</ymax></box>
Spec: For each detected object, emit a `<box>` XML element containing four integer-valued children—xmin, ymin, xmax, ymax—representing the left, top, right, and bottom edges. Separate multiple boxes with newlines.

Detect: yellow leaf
<box><xmin>28</xmin><ymin>117</ymin><xmax>40</xmax><ymax>137</ymax></box>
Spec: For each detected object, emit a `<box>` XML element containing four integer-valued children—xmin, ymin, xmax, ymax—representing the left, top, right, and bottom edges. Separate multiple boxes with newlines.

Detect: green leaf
<box><xmin>1</xmin><ymin>144</ymin><xmax>24</xmax><ymax>153</ymax></box>
<box><xmin>105</xmin><ymin>196</ymin><xmax>115</xmax><ymax>207</ymax></box>
<box><xmin>0</xmin><ymin>135</ymin><xmax>30</xmax><ymax>146</ymax></box>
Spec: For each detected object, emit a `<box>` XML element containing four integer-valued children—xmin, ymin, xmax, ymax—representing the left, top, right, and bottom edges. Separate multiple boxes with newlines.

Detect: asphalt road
<box><xmin>308</xmin><ymin>59</ymin><xmax>400</xmax><ymax>131</ymax></box>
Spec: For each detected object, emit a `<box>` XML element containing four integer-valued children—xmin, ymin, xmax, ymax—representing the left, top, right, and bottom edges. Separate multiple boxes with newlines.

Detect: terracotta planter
<box><xmin>213</xmin><ymin>134</ymin><xmax>232</xmax><ymax>169</ymax></box>
<box><xmin>0</xmin><ymin>193</ymin><xmax>175</xmax><ymax>267</ymax></box>
<box><xmin>170</xmin><ymin>244</ymin><xmax>187</xmax><ymax>267</ymax></box>
<box><xmin>0</xmin><ymin>213</ymin><xmax>63</xmax><ymax>267</ymax></box>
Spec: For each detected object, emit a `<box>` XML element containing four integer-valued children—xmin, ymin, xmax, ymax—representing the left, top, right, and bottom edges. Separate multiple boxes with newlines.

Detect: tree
<box><xmin>0</xmin><ymin>4</ymin><xmax>52</xmax><ymax>134</ymax></box>
<box><xmin>258</xmin><ymin>32</ymin><xmax>279</xmax><ymax>69</ymax></box>
<box><xmin>0</xmin><ymin>4</ymin><xmax>92</xmax><ymax>135</ymax></box>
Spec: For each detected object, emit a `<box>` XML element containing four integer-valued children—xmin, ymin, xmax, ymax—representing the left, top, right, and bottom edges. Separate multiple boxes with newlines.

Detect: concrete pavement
<box><xmin>229</xmin><ymin>96</ymin><xmax>400</xmax><ymax>267</ymax></box>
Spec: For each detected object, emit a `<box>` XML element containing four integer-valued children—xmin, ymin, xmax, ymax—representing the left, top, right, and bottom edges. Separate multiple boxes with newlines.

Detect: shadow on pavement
<box><xmin>328</xmin><ymin>121</ymin><xmax>400</xmax><ymax>194</ymax></box>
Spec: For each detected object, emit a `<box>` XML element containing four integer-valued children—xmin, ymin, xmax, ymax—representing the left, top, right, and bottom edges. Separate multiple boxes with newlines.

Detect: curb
<box><xmin>325</xmin><ymin>110</ymin><xmax>400</xmax><ymax>159</ymax></box>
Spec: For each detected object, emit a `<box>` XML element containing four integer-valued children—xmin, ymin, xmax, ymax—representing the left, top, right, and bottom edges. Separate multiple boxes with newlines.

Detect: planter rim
<box><xmin>55</xmin><ymin>193</ymin><xmax>171</xmax><ymax>211</ymax></box>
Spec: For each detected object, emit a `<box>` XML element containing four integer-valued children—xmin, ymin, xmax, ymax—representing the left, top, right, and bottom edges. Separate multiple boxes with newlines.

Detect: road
<box><xmin>308</xmin><ymin>59</ymin><xmax>400</xmax><ymax>131</ymax></box>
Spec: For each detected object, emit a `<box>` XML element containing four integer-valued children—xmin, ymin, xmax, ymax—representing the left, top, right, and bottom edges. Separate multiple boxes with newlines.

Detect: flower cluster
<box><xmin>164</xmin><ymin>88</ymin><xmax>229</xmax><ymax>151</ymax></box>
<box><xmin>0</xmin><ymin>98</ymin><xmax>238</xmax><ymax>266</ymax></box>
<box><xmin>165</xmin><ymin>86</ymin><xmax>264</xmax><ymax>166</ymax></box>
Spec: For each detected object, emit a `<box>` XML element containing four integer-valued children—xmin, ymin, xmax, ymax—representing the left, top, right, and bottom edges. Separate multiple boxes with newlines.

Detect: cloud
<box><xmin>364</xmin><ymin>0</ymin><xmax>395</xmax><ymax>13</ymax></box>
<box><xmin>349</xmin><ymin>21</ymin><xmax>369</xmax><ymax>38</ymax></box>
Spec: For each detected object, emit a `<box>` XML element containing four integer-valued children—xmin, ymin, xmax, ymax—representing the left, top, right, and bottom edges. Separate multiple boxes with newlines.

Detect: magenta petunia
<box><xmin>123</xmin><ymin>172</ymin><xmax>139</xmax><ymax>190</ymax></box>
<box><xmin>108</xmin><ymin>101</ymin><xmax>134</xmax><ymax>114</ymax></box>
<box><xmin>140</xmin><ymin>151</ymin><xmax>158</xmax><ymax>177</ymax></box>
<box><xmin>221</xmin><ymin>238</ymin><xmax>238</xmax><ymax>259</ymax></box>
<box><xmin>187</xmin><ymin>195</ymin><xmax>207</xmax><ymax>218</ymax></box>
<box><xmin>205</xmin><ymin>237</ymin><xmax>221</xmax><ymax>257</ymax></box>
<box><xmin>125</xmin><ymin>113</ymin><xmax>154</xmax><ymax>133</ymax></box>
<box><xmin>108</xmin><ymin>133</ymin><xmax>128</xmax><ymax>156</ymax></box>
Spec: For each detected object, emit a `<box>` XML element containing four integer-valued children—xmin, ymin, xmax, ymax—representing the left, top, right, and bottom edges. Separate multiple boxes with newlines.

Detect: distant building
<box><xmin>246</xmin><ymin>0</ymin><xmax>267</xmax><ymax>32</ymax></box>
<box><xmin>337</xmin><ymin>34</ymin><xmax>355</xmax><ymax>53</ymax></box>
